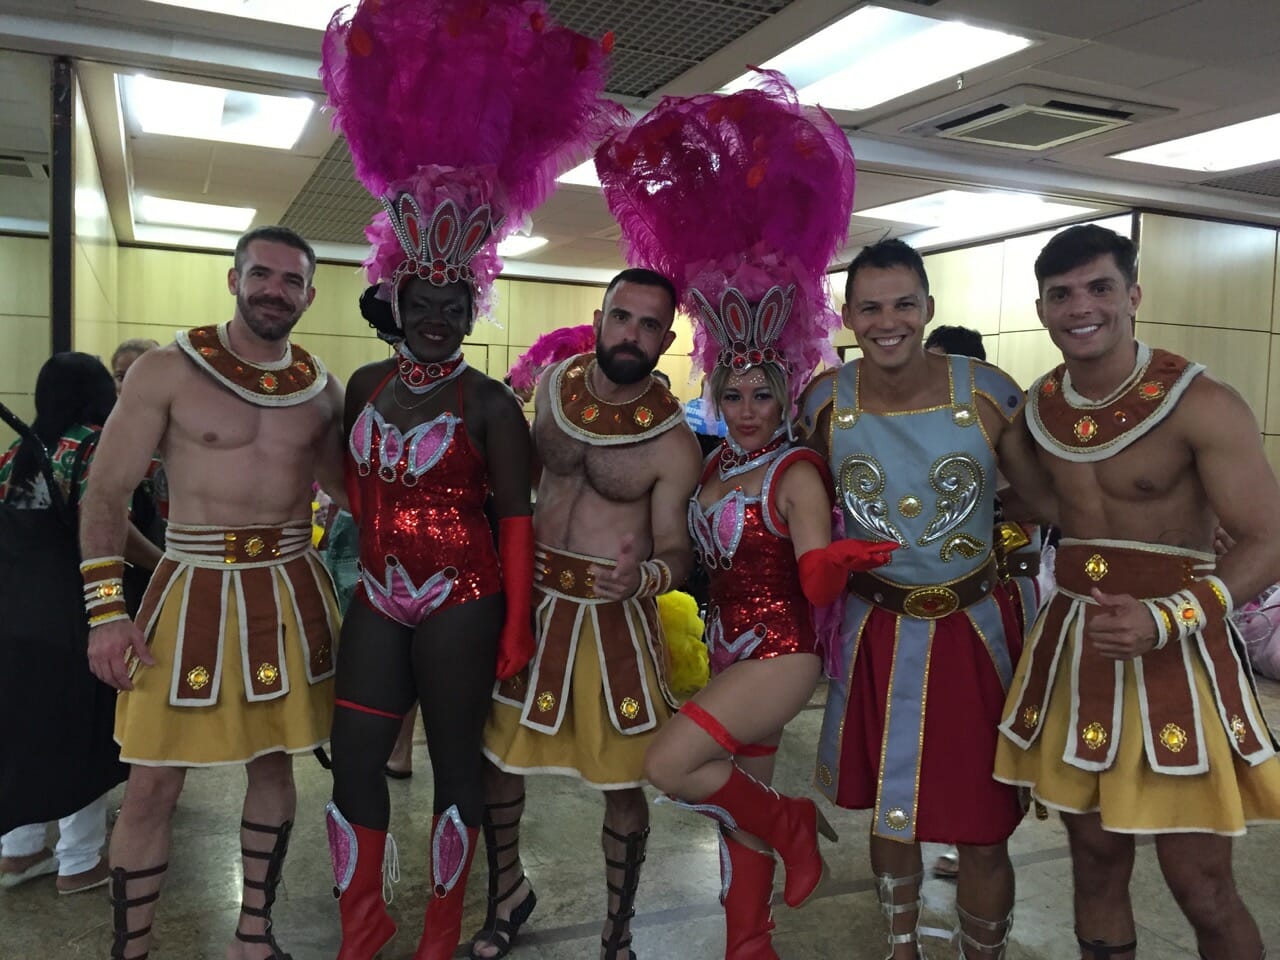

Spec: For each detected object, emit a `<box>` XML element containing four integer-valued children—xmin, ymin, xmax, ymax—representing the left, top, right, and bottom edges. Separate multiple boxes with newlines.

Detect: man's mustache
<box><xmin>250</xmin><ymin>295</ymin><xmax>293</xmax><ymax>312</ymax></box>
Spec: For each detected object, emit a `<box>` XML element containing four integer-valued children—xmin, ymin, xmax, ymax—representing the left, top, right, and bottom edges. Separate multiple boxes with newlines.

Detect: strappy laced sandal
<box><xmin>600</xmin><ymin>825</ymin><xmax>648</xmax><ymax>960</ymax></box>
<box><xmin>236</xmin><ymin>819</ymin><xmax>294</xmax><ymax>959</ymax></box>
<box><xmin>469</xmin><ymin>795</ymin><xmax>537</xmax><ymax>960</ymax></box>
<box><xmin>109</xmin><ymin>862</ymin><xmax>167</xmax><ymax>960</ymax></box>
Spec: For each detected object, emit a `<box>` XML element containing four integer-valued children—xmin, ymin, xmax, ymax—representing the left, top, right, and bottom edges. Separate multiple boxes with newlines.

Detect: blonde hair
<box><xmin>708</xmin><ymin>363</ymin><xmax>788</xmax><ymax>417</ymax></box>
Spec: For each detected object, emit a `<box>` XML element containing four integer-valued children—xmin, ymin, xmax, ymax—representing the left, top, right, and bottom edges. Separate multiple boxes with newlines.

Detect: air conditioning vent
<box><xmin>939</xmin><ymin>104</ymin><xmax>1130</xmax><ymax>150</ymax></box>
<box><xmin>902</xmin><ymin>85</ymin><xmax>1172</xmax><ymax>152</ymax></box>
<box><xmin>0</xmin><ymin>154</ymin><xmax>48</xmax><ymax>180</ymax></box>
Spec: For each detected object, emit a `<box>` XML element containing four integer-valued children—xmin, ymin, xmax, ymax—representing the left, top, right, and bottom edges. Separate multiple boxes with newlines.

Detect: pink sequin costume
<box><xmin>346</xmin><ymin>369</ymin><xmax>500</xmax><ymax>627</ymax></box>
<box><xmin>691</xmin><ymin>446</ymin><xmax>830</xmax><ymax>675</ymax></box>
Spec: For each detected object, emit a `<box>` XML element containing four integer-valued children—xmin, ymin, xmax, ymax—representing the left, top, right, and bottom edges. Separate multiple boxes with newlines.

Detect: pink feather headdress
<box><xmin>595</xmin><ymin>71</ymin><xmax>854</xmax><ymax>399</ymax></box>
<box><xmin>321</xmin><ymin>0</ymin><xmax>626</xmax><ymax>323</ymax></box>
<box><xmin>508</xmin><ymin>324</ymin><xmax>596</xmax><ymax>394</ymax></box>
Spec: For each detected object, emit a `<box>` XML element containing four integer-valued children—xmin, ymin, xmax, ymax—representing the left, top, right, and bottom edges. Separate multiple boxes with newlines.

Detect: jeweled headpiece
<box><xmin>595</xmin><ymin>70</ymin><xmax>855</xmax><ymax>400</ymax></box>
<box><xmin>321</xmin><ymin>0</ymin><xmax>625</xmax><ymax>327</ymax></box>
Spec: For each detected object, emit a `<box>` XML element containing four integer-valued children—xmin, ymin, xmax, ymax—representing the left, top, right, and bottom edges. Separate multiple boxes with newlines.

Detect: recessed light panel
<box><xmin>125</xmin><ymin>75</ymin><xmax>314</xmax><ymax>150</ymax></box>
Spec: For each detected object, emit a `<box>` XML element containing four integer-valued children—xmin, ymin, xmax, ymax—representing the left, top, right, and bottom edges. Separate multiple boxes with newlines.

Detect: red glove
<box><xmin>495</xmin><ymin>515</ymin><xmax>535</xmax><ymax>680</ymax></box>
<box><xmin>798</xmin><ymin>539</ymin><xmax>898</xmax><ymax>607</ymax></box>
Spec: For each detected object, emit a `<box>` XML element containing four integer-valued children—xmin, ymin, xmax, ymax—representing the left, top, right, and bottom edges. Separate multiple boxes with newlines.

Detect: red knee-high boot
<box><xmin>672</xmin><ymin>705</ymin><xmax>836</xmax><ymax>910</ymax></box>
<box><xmin>327</xmin><ymin>802</ymin><xmax>397</xmax><ymax>960</ymax></box>
<box><xmin>413</xmin><ymin>806</ymin><xmax>479</xmax><ymax>960</ymax></box>
<box><xmin>720</xmin><ymin>832</ymin><xmax>779</xmax><ymax>960</ymax></box>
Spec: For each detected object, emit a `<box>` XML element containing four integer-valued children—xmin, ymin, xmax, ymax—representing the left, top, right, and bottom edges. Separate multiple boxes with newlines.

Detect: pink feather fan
<box><xmin>595</xmin><ymin>70</ymin><xmax>854</xmax><ymax>397</ymax></box>
<box><xmin>507</xmin><ymin>324</ymin><xmax>597</xmax><ymax>393</ymax></box>
<box><xmin>321</xmin><ymin>0</ymin><xmax>627</xmax><ymax>314</ymax></box>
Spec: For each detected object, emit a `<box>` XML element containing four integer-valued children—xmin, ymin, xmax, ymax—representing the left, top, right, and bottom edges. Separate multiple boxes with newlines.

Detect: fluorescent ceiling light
<box><xmin>125</xmin><ymin>75</ymin><xmax>314</xmax><ymax>149</ymax></box>
<box><xmin>724</xmin><ymin>5</ymin><xmax>1032</xmax><ymax>112</ymax></box>
<box><xmin>557</xmin><ymin>159</ymin><xmax>601</xmax><ymax>187</ymax></box>
<box><xmin>498</xmin><ymin>235</ymin><xmax>549</xmax><ymax>258</ymax></box>
<box><xmin>142</xmin><ymin>0</ymin><xmax>334</xmax><ymax>30</ymax></box>
<box><xmin>858</xmin><ymin>189</ymin><xmax>1098</xmax><ymax>248</ymax></box>
<box><xmin>1111</xmin><ymin>112</ymin><xmax>1280</xmax><ymax>172</ymax></box>
<box><xmin>136</xmin><ymin>195</ymin><xmax>256</xmax><ymax>232</ymax></box>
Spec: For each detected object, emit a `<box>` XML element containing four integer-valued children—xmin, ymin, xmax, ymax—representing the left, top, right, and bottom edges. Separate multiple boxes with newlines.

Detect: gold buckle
<box><xmin>902</xmin><ymin>586</ymin><xmax>959</xmax><ymax>620</ymax></box>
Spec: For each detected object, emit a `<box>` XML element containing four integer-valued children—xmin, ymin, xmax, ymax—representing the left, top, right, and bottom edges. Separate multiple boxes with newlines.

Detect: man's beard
<box><xmin>596</xmin><ymin>342</ymin><xmax>657</xmax><ymax>386</ymax></box>
<box><xmin>238</xmin><ymin>293</ymin><xmax>300</xmax><ymax>342</ymax></box>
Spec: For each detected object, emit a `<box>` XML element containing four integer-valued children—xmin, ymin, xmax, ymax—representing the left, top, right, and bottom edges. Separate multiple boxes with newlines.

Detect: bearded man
<box><xmin>472</xmin><ymin>269</ymin><xmax>703</xmax><ymax>960</ymax></box>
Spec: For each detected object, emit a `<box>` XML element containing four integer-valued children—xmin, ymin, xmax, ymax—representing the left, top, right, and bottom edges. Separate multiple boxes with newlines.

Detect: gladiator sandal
<box><xmin>719</xmin><ymin>831</ymin><xmax>779</xmax><ymax>960</ymax></box>
<box><xmin>109</xmin><ymin>862</ymin><xmax>167</xmax><ymax>960</ymax></box>
<box><xmin>236</xmin><ymin>819</ymin><xmax>295</xmax><ymax>959</ymax></box>
<box><xmin>327</xmin><ymin>802</ymin><xmax>399</xmax><ymax>960</ymax></box>
<box><xmin>956</xmin><ymin>904</ymin><xmax>1013</xmax><ymax>959</ymax></box>
<box><xmin>601</xmin><ymin>825</ymin><xmax>649</xmax><ymax>960</ymax></box>
<box><xmin>1077</xmin><ymin>934</ymin><xmax>1136</xmax><ymax>959</ymax></box>
<box><xmin>875</xmin><ymin>871</ymin><xmax>926</xmax><ymax>960</ymax></box>
<box><xmin>413</xmin><ymin>805</ymin><xmax>479</xmax><ymax>960</ymax></box>
<box><xmin>469</xmin><ymin>795</ymin><xmax>537</xmax><ymax>960</ymax></box>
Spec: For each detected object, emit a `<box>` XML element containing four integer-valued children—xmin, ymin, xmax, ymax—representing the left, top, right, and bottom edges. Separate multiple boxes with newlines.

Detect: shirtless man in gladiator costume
<box><xmin>474</xmin><ymin>268</ymin><xmax>703</xmax><ymax>960</ymax></box>
<box><xmin>81</xmin><ymin>226</ymin><xmax>346</xmax><ymax>960</ymax></box>
<box><xmin>995</xmin><ymin>224</ymin><xmax>1280</xmax><ymax>960</ymax></box>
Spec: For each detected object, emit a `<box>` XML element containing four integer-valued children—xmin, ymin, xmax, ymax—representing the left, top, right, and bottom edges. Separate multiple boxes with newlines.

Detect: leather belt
<box><xmin>847</xmin><ymin>554</ymin><xmax>999</xmax><ymax>619</ymax></box>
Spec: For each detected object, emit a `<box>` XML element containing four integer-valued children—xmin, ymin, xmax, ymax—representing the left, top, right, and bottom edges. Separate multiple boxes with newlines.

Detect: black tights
<box><xmin>330</xmin><ymin>593</ymin><xmax>502</xmax><ymax>830</ymax></box>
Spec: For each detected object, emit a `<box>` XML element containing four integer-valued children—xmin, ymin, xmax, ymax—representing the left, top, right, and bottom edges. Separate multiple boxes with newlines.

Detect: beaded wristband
<box><xmin>633</xmin><ymin>559</ymin><xmax>673</xmax><ymax>599</ymax></box>
<box><xmin>81</xmin><ymin>556</ymin><xmax>129</xmax><ymax>627</ymax></box>
<box><xmin>1143</xmin><ymin>575</ymin><xmax>1232</xmax><ymax>650</ymax></box>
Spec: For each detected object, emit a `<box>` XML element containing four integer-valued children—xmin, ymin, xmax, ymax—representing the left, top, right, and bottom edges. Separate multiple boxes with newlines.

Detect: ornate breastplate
<box><xmin>1028</xmin><ymin>344</ymin><xmax>1203</xmax><ymax>462</ymax></box>
<box><xmin>549</xmin><ymin>354</ymin><xmax>684</xmax><ymax>446</ymax></box>
<box><xmin>177</xmin><ymin>323</ymin><xmax>327</xmax><ymax>407</ymax></box>
<box><xmin>828</xmin><ymin>356</ymin><xmax>1000</xmax><ymax>586</ymax></box>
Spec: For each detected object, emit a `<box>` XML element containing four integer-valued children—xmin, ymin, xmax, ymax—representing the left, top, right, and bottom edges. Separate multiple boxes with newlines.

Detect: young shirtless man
<box><xmin>995</xmin><ymin>224</ymin><xmax>1280</xmax><ymax>960</ymax></box>
<box><xmin>473</xmin><ymin>268</ymin><xmax>703</xmax><ymax>960</ymax></box>
<box><xmin>81</xmin><ymin>226</ymin><xmax>346</xmax><ymax>960</ymax></box>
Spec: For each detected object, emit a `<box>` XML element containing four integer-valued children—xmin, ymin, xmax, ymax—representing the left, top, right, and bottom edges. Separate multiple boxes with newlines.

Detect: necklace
<box><xmin>718</xmin><ymin>426</ymin><xmax>789</xmax><ymax>481</ymax></box>
<box><xmin>1061</xmin><ymin>342</ymin><xmax>1150</xmax><ymax>409</ymax></box>
<box><xmin>583</xmin><ymin>359</ymin><xmax>651</xmax><ymax>406</ymax></box>
<box><xmin>397</xmin><ymin>345</ymin><xmax>467</xmax><ymax>395</ymax></box>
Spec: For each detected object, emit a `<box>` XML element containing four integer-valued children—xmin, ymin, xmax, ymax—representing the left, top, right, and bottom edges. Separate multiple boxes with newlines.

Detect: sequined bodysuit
<box><xmin>689</xmin><ymin>446</ymin><xmax>823</xmax><ymax>675</ymax></box>
<box><xmin>346</xmin><ymin>371</ymin><xmax>500</xmax><ymax>626</ymax></box>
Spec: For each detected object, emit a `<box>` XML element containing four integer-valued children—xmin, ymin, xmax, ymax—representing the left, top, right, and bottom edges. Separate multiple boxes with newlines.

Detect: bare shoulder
<box><xmin>655</xmin><ymin>422</ymin><xmax>703</xmax><ymax>478</ymax></box>
<box><xmin>120</xmin><ymin>343</ymin><xmax>187</xmax><ymax>404</ymax></box>
<box><xmin>347</xmin><ymin>358</ymin><xmax>395</xmax><ymax>403</ymax></box>
<box><xmin>1178</xmin><ymin>373</ymin><xmax>1259</xmax><ymax>434</ymax></box>
<box><xmin>468</xmin><ymin>368</ymin><xmax>524</xmax><ymax>419</ymax></box>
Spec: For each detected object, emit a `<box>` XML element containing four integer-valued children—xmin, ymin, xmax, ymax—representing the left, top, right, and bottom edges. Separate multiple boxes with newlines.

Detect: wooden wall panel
<box><xmin>1138</xmin><ymin>214</ymin><xmax>1276</xmax><ymax>333</ymax></box>
<box><xmin>1136</xmin><ymin>321</ymin><xmax>1269</xmax><ymax>422</ymax></box>
<box><xmin>993</xmin><ymin>328</ymin><xmax>1061</xmax><ymax>390</ymax></box>
<box><xmin>922</xmin><ymin>243</ymin><xmax>1003</xmax><ymax>339</ymax></box>
<box><xmin>999</xmin><ymin>229</ymin><xmax>1055</xmax><ymax>333</ymax></box>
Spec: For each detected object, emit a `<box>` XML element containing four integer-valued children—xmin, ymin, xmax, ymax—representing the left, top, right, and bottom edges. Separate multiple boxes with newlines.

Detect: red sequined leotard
<box><xmin>689</xmin><ymin>445</ymin><xmax>827</xmax><ymax>674</ymax></box>
<box><xmin>345</xmin><ymin>369</ymin><xmax>500</xmax><ymax>626</ymax></box>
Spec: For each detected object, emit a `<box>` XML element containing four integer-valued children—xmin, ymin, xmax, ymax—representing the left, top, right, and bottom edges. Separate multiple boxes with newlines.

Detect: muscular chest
<box><xmin>536</xmin><ymin>415</ymin><xmax>656</xmax><ymax>503</ymax></box>
<box><xmin>169</xmin><ymin>376</ymin><xmax>327</xmax><ymax>454</ymax></box>
<box><xmin>1047</xmin><ymin>429</ymin><xmax>1193</xmax><ymax>504</ymax></box>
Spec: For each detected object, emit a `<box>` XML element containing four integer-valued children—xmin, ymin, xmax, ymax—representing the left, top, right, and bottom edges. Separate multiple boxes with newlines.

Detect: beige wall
<box><xmin>867</xmin><ymin>212</ymin><xmax>1280</xmax><ymax>474</ymax></box>
<box><xmin>0</xmin><ymin>235</ymin><xmax>50</xmax><ymax>447</ymax></box>
<box><xmin>72</xmin><ymin>73</ymin><xmax>119</xmax><ymax>362</ymax></box>
<box><xmin>114</xmin><ymin>248</ymin><xmax>703</xmax><ymax>403</ymax></box>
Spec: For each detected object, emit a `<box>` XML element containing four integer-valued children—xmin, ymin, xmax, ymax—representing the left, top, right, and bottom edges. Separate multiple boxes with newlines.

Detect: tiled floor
<box><xmin>4</xmin><ymin>677</ymin><xmax>1279</xmax><ymax>959</ymax></box>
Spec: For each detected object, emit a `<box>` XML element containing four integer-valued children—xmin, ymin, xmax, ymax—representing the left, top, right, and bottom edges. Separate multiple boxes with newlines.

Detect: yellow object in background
<box><xmin>658</xmin><ymin>590</ymin><xmax>708</xmax><ymax>698</ymax></box>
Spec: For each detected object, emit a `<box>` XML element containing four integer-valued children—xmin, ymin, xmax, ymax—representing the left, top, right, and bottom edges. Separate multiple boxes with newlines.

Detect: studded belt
<box><xmin>847</xmin><ymin>554</ymin><xmax>999</xmax><ymax>619</ymax></box>
<box><xmin>534</xmin><ymin>543</ymin><xmax>613</xmax><ymax>602</ymax></box>
<box><xmin>1054</xmin><ymin>540</ymin><xmax>1206</xmax><ymax>598</ymax></box>
<box><xmin>165</xmin><ymin>521</ymin><xmax>313</xmax><ymax>569</ymax></box>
